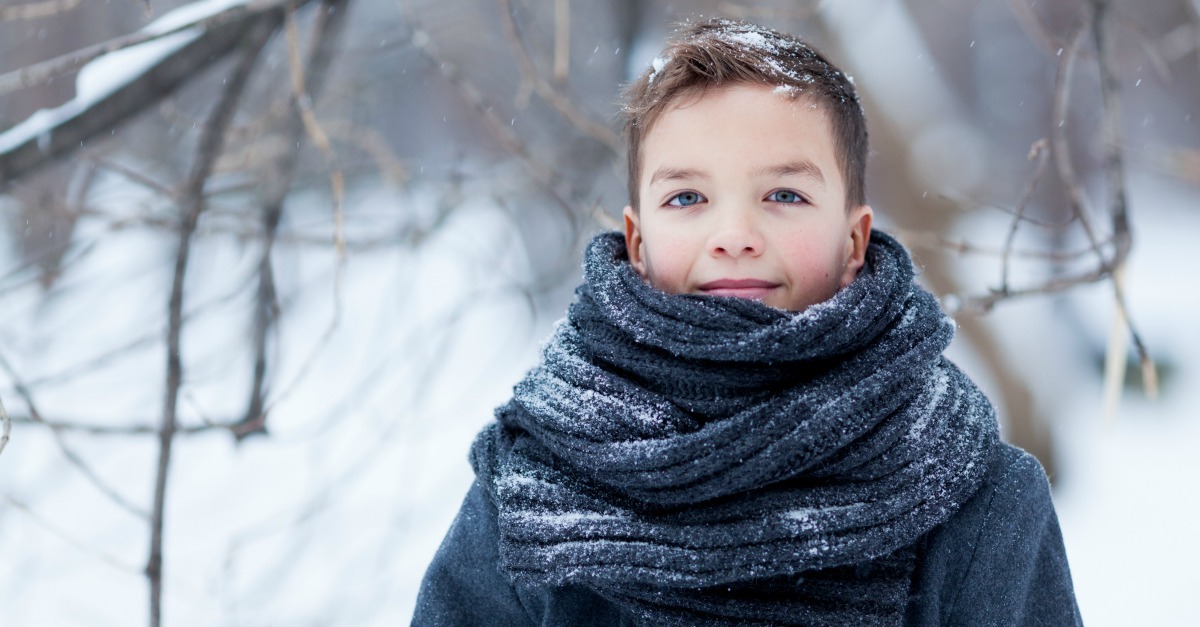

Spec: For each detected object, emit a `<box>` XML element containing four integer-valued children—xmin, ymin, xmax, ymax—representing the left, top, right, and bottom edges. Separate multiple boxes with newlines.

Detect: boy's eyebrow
<box><xmin>648</xmin><ymin>167</ymin><xmax>710</xmax><ymax>187</ymax></box>
<box><xmin>648</xmin><ymin>162</ymin><xmax>827</xmax><ymax>188</ymax></box>
<box><xmin>755</xmin><ymin>160</ymin><xmax>826</xmax><ymax>186</ymax></box>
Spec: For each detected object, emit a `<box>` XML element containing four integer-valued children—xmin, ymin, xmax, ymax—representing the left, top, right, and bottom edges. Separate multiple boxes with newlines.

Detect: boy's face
<box><xmin>623</xmin><ymin>83</ymin><xmax>872</xmax><ymax>312</ymax></box>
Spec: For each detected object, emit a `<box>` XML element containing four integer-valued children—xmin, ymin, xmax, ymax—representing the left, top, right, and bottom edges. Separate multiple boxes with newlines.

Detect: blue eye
<box><xmin>767</xmin><ymin>189</ymin><xmax>805</xmax><ymax>204</ymax></box>
<box><xmin>667</xmin><ymin>191</ymin><xmax>705</xmax><ymax>207</ymax></box>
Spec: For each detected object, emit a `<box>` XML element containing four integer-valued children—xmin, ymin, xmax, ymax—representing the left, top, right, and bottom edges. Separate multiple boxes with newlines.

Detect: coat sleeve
<box><xmin>411</xmin><ymin>481</ymin><xmax>534</xmax><ymax>627</ymax></box>
<box><xmin>907</xmin><ymin>443</ymin><xmax>1083</xmax><ymax>626</ymax></box>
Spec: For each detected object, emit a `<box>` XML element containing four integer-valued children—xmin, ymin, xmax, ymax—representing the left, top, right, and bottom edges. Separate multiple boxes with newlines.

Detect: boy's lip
<box><xmin>698</xmin><ymin>278</ymin><xmax>780</xmax><ymax>299</ymax></box>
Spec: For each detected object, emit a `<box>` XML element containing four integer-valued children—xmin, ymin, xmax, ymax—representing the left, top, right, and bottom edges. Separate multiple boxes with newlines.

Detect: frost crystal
<box><xmin>722</xmin><ymin>31</ymin><xmax>773</xmax><ymax>51</ymax></box>
<box><xmin>648</xmin><ymin>55</ymin><xmax>671</xmax><ymax>84</ymax></box>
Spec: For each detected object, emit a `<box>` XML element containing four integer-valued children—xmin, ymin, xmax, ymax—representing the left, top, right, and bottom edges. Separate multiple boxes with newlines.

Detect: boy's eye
<box><xmin>667</xmin><ymin>191</ymin><xmax>706</xmax><ymax>207</ymax></box>
<box><xmin>767</xmin><ymin>189</ymin><xmax>806</xmax><ymax>204</ymax></box>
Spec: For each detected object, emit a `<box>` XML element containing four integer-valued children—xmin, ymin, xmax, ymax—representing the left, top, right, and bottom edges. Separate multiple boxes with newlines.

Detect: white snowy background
<box><xmin>0</xmin><ymin>1</ymin><xmax>1197</xmax><ymax>625</ymax></box>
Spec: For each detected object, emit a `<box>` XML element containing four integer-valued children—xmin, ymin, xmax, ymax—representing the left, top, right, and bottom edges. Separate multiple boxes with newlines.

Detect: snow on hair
<box><xmin>621</xmin><ymin>18</ymin><xmax>867</xmax><ymax>212</ymax></box>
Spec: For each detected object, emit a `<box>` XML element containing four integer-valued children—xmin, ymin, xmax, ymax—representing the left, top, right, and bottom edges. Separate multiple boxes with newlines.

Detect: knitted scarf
<box><xmin>471</xmin><ymin>230</ymin><xmax>998</xmax><ymax>626</ymax></box>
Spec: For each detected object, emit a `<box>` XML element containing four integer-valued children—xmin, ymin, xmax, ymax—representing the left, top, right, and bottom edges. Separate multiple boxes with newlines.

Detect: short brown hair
<box><xmin>622</xmin><ymin>19</ymin><xmax>867</xmax><ymax>211</ymax></box>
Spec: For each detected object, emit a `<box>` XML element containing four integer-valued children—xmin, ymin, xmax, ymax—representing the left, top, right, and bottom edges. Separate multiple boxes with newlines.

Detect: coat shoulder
<box><xmin>906</xmin><ymin>443</ymin><xmax>1082</xmax><ymax>626</ymax></box>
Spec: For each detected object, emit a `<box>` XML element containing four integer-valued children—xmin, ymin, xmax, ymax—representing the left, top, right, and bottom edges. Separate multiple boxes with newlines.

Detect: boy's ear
<box><xmin>623</xmin><ymin>205</ymin><xmax>647</xmax><ymax>276</ymax></box>
<box><xmin>840</xmin><ymin>205</ymin><xmax>873</xmax><ymax>288</ymax></box>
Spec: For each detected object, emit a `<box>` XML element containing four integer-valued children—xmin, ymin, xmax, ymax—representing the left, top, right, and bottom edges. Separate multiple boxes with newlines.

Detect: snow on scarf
<box><xmin>470</xmin><ymin>230</ymin><xmax>999</xmax><ymax>626</ymax></box>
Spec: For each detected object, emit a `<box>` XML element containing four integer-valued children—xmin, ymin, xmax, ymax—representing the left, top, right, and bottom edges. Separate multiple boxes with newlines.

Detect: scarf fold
<box><xmin>471</xmin><ymin>230</ymin><xmax>998</xmax><ymax>625</ymax></box>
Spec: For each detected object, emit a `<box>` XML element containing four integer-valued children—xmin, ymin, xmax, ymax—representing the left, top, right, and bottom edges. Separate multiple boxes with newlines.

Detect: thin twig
<box><xmin>148</xmin><ymin>18</ymin><xmax>275</xmax><ymax>627</ymax></box>
<box><xmin>83</xmin><ymin>210</ymin><xmax>408</xmax><ymax>251</ymax></box>
<box><xmin>897</xmin><ymin>229</ymin><xmax>1109</xmax><ymax>263</ymax></box>
<box><xmin>404</xmin><ymin>5</ymin><xmax>579</xmax><ymax>221</ymax></box>
<box><xmin>956</xmin><ymin>263</ymin><xmax>1116</xmax><ymax>313</ymax></box>
<box><xmin>85</xmin><ymin>153</ymin><xmax>178</xmax><ymax>199</ymax></box>
<box><xmin>1091</xmin><ymin>0</ymin><xmax>1154</xmax><ymax>398</ymax></box>
<box><xmin>213</xmin><ymin>119</ymin><xmax>406</xmax><ymax>185</ymax></box>
<box><xmin>1112</xmin><ymin>8</ymin><xmax>1171</xmax><ymax>82</ymax></box>
<box><xmin>1007</xmin><ymin>0</ymin><xmax>1069</xmax><ymax>57</ymax></box>
<box><xmin>1101</xmin><ymin>263</ymin><xmax>1129</xmax><ymax>425</ymax></box>
<box><xmin>1090</xmin><ymin>0</ymin><xmax>1131</xmax><ymax>260</ymax></box>
<box><xmin>251</xmin><ymin>0</ymin><xmax>353</xmax><ymax>427</ymax></box>
<box><xmin>496</xmin><ymin>0</ymin><xmax>620</xmax><ymax>152</ymax></box>
<box><xmin>8</xmin><ymin>414</ymin><xmax>251</xmax><ymax>436</ymax></box>
<box><xmin>958</xmin><ymin>0</ymin><xmax>1152</xmax><ymax>373</ymax></box>
<box><xmin>1109</xmin><ymin>264</ymin><xmax>1157</xmax><ymax>398</ymax></box>
<box><xmin>0</xmin><ymin>348</ymin><xmax>148</xmax><ymax>518</ymax></box>
<box><xmin>284</xmin><ymin>3</ymin><xmax>347</xmax><ymax>264</ymax></box>
<box><xmin>941</xmin><ymin>192</ymin><xmax>1080</xmax><ymax>229</ymax></box>
<box><xmin>1</xmin><ymin>493</ymin><xmax>142</xmax><ymax>573</ymax></box>
<box><xmin>10</xmin><ymin>415</ymin><xmax>157</xmax><ymax>435</ymax></box>
<box><xmin>236</xmin><ymin>0</ymin><xmax>348</xmax><ymax>440</ymax></box>
<box><xmin>1000</xmin><ymin>139</ymin><xmax>1050</xmax><ymax>293</ymax></box>
<box><xmin>1051</xmin><ymin>27</ymin><xmax>1108</xmax><ymax>266</ymax></box>
<box><xmin>0</xmin><ymin>235</ymin><xmax>97</xmax><ymax>300</ymax></box>
<box><xmin>21</xmin><ymin>261</ymin><xmax>260</xmax><ymax>390</ymax></box>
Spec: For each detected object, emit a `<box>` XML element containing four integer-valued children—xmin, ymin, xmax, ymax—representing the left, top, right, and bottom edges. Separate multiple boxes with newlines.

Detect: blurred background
<box><xmin>0</xmin><ymin>0</ymin><xmax>1196</xmax><ymax>624</ymax></box>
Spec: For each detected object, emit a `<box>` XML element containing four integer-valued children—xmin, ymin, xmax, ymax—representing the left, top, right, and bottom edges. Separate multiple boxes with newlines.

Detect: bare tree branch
<box><xmin>0</xmin><ymin>0</ymin><xmax>308</xmax><ymax>186</ymax></box>
<box><xmin>1091</xmin><ymin>0</ymin><xmax>1131</xmax><ymax>261</ymax></box>
<box><xmin>235</xmin><ymin>0</ymin><xmax>349</xmax><ymax>440</ymax></box>
<box><xmin>897</xmin><ymin>229</ymin><xmax>1106</xmax><ymax>263</ymax></box>
<box><xmin>284</xmin><ymin>1</ymin><xmax>348</xmax><ymax>262</ymax></box>
<box><xmin>1000</xmin><ymin>139</ymin><xmax>1051</xmax><ymax>293</ymax></box>
<box><xmin>246</xmin><ymin>0</ymin><xmax>356</xmax><ymax>429</ymax></box>
<box><xmin>1091</xmin><ymin>0</ymin><xmax>1155</xmax><ymax>400</ymax></box>
<box><xmin>1050</xmin><ymin>28</ymin><xmax>1108</xmax><ymax>266</ymax></box>
<box><xmin>497</xmin><ymin>0</ymin><xmax>621</xmax><ymax>152</ymax></box>
<box><xmin>402</xmin><ymin>4</ymin><xmax>581</xmax><ymax>229</ymax></box>
<box><xmin>0</xmin><ymin>0</ymin><xmax>293</xmax><ymax>97</ymax></box>
<box><xmin>8</xmin><ymin>414</ymin><xmax>256</xmax><ymax>436</ymax></box>
<box><xmin>84</xmin><ymin>153</ymin><xmax>177</xmax><ymax>198</ymax></box>
<box><xmin>1006</xmin><ymin>0</ymin><xmax>1070</xmax><ymax>57</ymax></box>
<box><xmin>148</xmin><ymin>16</ymin><xmax>277</xmax><ymax>626</ymax></box>
<box><xmin>949</xmin><ymin>0</ymin><xmax>1155</xmax><ymax>406</ymax></box>
<box><xmin>953</xmin><ymin>5</ymin><xmax>1142</xmax><ymax>328</ymax></box>
<box><xmin>9</xmin><ymin>414</ymin><xmax>157</xmax><ymax>435</ymax></box>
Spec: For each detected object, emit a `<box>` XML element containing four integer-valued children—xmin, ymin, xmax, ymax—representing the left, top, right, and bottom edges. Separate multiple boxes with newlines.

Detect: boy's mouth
<box><xmin>697</xmin><ymin>279</ymin><xmax>780</xmax><ymax>300</ymax></box>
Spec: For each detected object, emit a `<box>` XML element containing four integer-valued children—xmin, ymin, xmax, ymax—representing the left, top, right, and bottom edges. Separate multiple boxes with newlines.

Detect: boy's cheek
<box><xmin>640</xmin><ymin>246</ymin><xmax>693</xmax><ymax>295</ymax></box>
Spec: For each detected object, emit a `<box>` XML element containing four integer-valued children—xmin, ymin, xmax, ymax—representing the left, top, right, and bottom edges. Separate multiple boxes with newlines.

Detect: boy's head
<box><xmin>620</xmin><ymin>19</ymin><xmax>873</xmax><ymax>312</ymax></box>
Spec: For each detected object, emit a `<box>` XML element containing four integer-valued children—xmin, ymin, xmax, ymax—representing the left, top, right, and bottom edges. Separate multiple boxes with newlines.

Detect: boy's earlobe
<box><xmin>840</xmin><ymin>205</ymin><xmax>873</xmax><ymax>288</ymax></box>
<box><xmin>623</xmin><ymin>206</ymin><xmax>647</xmax><ymax>276</ymax></box>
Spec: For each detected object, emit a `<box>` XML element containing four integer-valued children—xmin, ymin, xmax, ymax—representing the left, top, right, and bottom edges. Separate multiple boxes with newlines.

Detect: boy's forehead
<box><xmin>640</xmin><ymin>85</ymin><xmax>840</xmax><ymax>178</ymax></box>
<box><xmin>648</xmin><ymin>85</ymin><xmax>832</xmax><ymax>144</ymax></box>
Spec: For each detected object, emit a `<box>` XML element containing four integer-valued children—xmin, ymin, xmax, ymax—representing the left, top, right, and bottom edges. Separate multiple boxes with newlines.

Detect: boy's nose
<box><xmin>707</xmin><ymin>208</ymin><xmax>764</xmax><ymax>258</ymax></box>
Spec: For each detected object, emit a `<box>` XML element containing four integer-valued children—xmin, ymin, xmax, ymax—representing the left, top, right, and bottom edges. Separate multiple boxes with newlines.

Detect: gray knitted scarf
<box><xmin>471</xmin><ymin>230</ymin><xmax>998</xmax><ymax>626</ymax></box>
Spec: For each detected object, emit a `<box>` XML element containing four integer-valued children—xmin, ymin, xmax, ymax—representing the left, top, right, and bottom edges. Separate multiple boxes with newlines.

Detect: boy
<box><xmin>414</xmin><ymin>19</ymin><xmax>1081</xmax><ymax>626</ymax></box>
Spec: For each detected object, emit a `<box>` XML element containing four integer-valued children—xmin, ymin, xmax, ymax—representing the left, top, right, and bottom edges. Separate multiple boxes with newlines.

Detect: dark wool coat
<box><xmin>413</xmin><ymin>441</ymin><xmax>1083</xmax><ymax>626</ymax></box>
